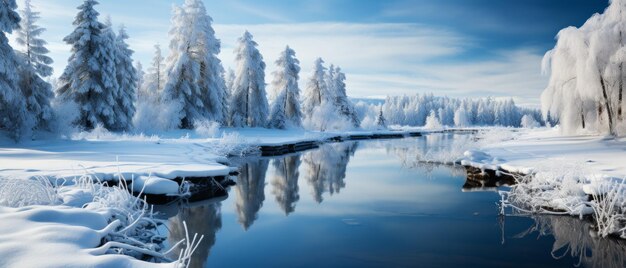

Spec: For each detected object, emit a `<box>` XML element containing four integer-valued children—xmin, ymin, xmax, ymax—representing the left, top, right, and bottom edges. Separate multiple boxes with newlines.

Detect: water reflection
<box><xmin>270</xmin><ymin>155</ymin><xmax>301</xmax><ymax>215</ymax></box>
<box><xmin>302</xmin><ymin>142</ymin><xmax>358</xmax><ymax>203</ymax></box>
<box><xmin>380</xmin><ymin>133</ymin><xmax>475</xmax><ymax>168</ymax></box>
<box><xmin>162</xmin><ymin>136</ymin><xmax>626</xmax><ymax>268</ymax></box>
<box><xmin>233</xmin><ymin>159</ymin><xmax>269</xmax><ymax>230</ymax></box>
<box><xmin>512</xmin><ymin>215</ymin><xmax>626</xmax><ymax>268</ymax></box>
<box><xmin>168</xmin><ymin>201</ymin><xmax>222</xmax><ymax>268</ymax></box>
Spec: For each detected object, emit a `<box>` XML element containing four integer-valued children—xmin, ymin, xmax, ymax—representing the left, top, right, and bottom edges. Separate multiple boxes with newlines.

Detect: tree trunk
<box><xmin>581</xmin><ymin>110</ymin><xmax>586</xmax><ymax>129</ymax></box>
<box><xmin>619</xmin><ymin>63</ymin><xmax>623</xmax><ymax>121</ymax></box>
<box><xmin>599</xmin><ymin>74</ymin><xmax>616</xmax><ymax>136</ymax></box>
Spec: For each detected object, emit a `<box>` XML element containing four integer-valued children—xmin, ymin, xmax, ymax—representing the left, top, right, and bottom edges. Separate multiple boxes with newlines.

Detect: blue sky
<box><xmin>10</xmin><ymin>0</ymin><xmax>609</xmax><ymax>106</ymax></box>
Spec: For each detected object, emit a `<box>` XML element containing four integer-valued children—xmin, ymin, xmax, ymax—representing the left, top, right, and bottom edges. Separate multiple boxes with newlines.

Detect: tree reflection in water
<box><xmin>381</xmin><ymin>134</ymin><xmax>477</xmax><ymax>167</ymax></box>
<box><xmin>168</xmin><ymin>202</ymin><xmax>222</xmax><ymax>268</ymax></box>
<box><xmin>232</xmin><ymin>159</ymin><xmax>270</xmax><ymax>230</ymax></box>
<box><xmin>302</xmin><ymin>142</ymin><xmax>358</xmax><ymax>203</ymax></box>
<box><xmin>270</xmin><ymin>155</ymin><xmax>301</xmax><ymax>215</ymax></box>
<box><xmin>511</xmin><ymin>215</ymin><xmax>626</xmax><ymax>268</ymax></box>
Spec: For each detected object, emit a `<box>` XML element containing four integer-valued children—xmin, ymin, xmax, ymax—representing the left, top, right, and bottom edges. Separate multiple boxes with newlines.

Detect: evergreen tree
<box><xmin>141</xmin><ymin>44</ymin><xmax>165</xmax><ymax>102</ymax></box>
<box><xmin>268</xmin><ymin>46</ymin><xmax>302</xmax><ymax>129</ymax></box>
<box><xmin>229</xmin><ymin>31</ymin><xmax>269</xmax><ymax>127</ymax></box>
<box><xmin>15</xmin><ymin>0</ymin><xmax>54</xmax><ymax>130</ymax></box>
<box><xmin>225</xmin><ymin>68</ymin><xmax>235</xmax><ymax>93</ymax></box>
<box><xmin>330</xmin><ymin>66</ymin><xmax>360</xmax><ymax>127</ymax></box>
<box><xmin>0</xmin><ymin>0</ymin><xmax>33</xmax><ymax>139</ymax></box>
<box><xmin>57</xmin><ymin>0</ymin><xmax>121</xmax><ymax>130</ymax></box>
<box><xmin>162</xmin><ymin>0</ymin><xmax>227</xmax><ymax>128</ymax></box>
<box><xmin>135</xmin><ymin>61</ymin><xmax>144</xmax><ymax>96</ymax></box>
<box><xmin>114</xmin><ymin>25</ymin><xmax>137</xmax><ymax>130</ymax></box>
<box><xmin>302</xmin><ymin>58</ymin><xmax>329</xmax><ymax>118</ymax></box>
<box><xmin>16</xmin><ymin>0</ymin><xmax>52</xmax><ymax>77</ymax></box>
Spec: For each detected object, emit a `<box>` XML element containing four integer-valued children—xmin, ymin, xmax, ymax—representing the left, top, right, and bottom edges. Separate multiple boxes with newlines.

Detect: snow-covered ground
<box><xmin>0</xmin><ymin>126</ymin><xmax>447</xmax><ymax>195</ymax></box>
<box><xmin>460</xmin><ymin>127</ymin><xmax>626</xmax><ymax>238</ymax></box>
<box><xmin>462</xmin><ymin>127</ymin><xmax>626</xmax><ymax>177</ymax></box>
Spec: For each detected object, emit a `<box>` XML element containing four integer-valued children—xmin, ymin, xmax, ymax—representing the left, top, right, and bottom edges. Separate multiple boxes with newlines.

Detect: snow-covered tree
<box><xmin>375</xmin><ymin>107</ymin><xmax>387</xmax><ymax>128</ymax></box>
<box><xmin>225</xmin><ymin>68</ymin><xmax>235</xmax><ymax>93</ymax></box>
<box><xmin>135</xmin><ymin>61</ymin><xmax>144</xmax><ymax>95</ymax></box>
<box><xmin>268</xmin><ymin>46</ymin><xmax>302</xmax><ymax>129</ymax></box>
<box><xmin>229</xmin><ymin>31</ymin><xmax>269</xmax><ymax>128</ymax></box>
<box><xmin>379</xmin><ymin>94</ymin><xmax>541</xmax><ymax>128</ymax></box>
<box><xmin>0</xmin><ymin>0</ymin><xmax>34</xmax><ymax>139</ymax></box>
<box><xmin>454</xmin><ymin>106</ymin><xmax>469</xmax><ymax>127</ymax></box>
<box><xmin>14</xmin><ymin>0</ymin><xmax>54</xmax><ymax>130</ymax></box>
<box><xmin>113</xmin><ymin>25</ymin><xmax>137</xmax><ymax>131</ymax></box>
<box><xmin>16</xmin><ymin>0</ymin><xmax>52</xmax><ymax>77</ymax></box>
<box><xmin>140</xmin><ymin>44</ymin><xmax>165</xmax><ymax>102</ymax></box>
<box><xmin>521</xmin><ymin>114</ymin><xmax>540</xmax><ymax>128</ymax></box>
<box><xmin>57</xmin><ymin>0</ymin><xmax>122</xmax><ymax>131</ymax></box>
<box><xmin>328</xmin><ymin>66</ymin><xmax>360</xmax><ymax>127</ymax></box>
<box><xmin>162</xmin><ymin>0</ymin><xmax>227</xmax><ymax>128</ymax></box>
<box><xmin>541</xmin><ymin>0</ymin><xmax>626</xmax><ymax>136</ymax></box>
<box><xmin>424</xmin><ymin>110</ymin><xmax>442</xmax><ymax>129</ymax></box>
<box><xmin>302</xmin><ymin>58</ymin><xmax>329</xmax><ymax>118</ymax></box>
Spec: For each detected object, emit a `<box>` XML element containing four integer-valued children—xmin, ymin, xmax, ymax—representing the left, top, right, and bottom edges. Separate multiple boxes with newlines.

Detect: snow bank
<box><xmin>0</xmin><ymin>177</ymin><xmax>202</xmax><ymax>267</ymax></box>
<box><xmin>459</xmin><ymin>127</ymin><xmax>626</xmax><ymax>238</ymax></box>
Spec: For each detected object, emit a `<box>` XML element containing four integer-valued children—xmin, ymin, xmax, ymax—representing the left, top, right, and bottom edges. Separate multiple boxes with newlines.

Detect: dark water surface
<box><xmin>161</xmin><ymin>134</ymin><xmax>626</xmax><ymax>268</ymax></box>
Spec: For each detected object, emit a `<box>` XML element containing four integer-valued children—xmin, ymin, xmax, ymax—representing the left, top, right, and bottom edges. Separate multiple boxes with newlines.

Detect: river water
<box><xmin>160</xmin><ymin>134</ymin><xmax>626</xmax><ymax>268</ymax></box>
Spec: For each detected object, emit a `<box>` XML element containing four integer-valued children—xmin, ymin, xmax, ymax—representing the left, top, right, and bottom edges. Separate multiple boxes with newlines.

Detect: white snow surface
<box><xmin>0</xmin><ymin>205</ymin><xmax>174</xmax><ymax>268</ymax></box>
<box><xmin>461</xmin><ymin>127</ymin><xmax>626</xmax><ymax>178</ymax></box>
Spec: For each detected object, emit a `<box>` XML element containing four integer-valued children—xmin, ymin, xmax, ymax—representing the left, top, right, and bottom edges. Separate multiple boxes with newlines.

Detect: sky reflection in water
<box><xmin>164</xmin><ymin>134</ymin><xmax>626</xmax><ymax>268</ymax></box>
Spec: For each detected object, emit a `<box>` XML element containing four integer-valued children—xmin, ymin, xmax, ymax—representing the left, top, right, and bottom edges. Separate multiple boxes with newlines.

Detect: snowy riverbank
<box><xmin>0</xmin><ymin>127</ymin><xmax>465</xmax><ymax>196</ymax></box>
<box><xmin>460</xmin><ymin>127</ymin><xmax>626</xmax><ymax>238</ymax></box>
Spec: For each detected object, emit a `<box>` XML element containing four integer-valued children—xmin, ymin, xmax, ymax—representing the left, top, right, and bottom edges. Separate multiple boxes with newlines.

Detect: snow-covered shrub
<box><xmin>0</xmin><ymin>177</ymin><xmax>60</xmax><ymax>207</ymax></box>
<box><xmin>303</xmin><ymin>103</ymin><xmax>354</xmax><ymax>131</ymax></box>
<box><xmin>424</xmin><ymin>110</ymin><xmax>442</xmax><ymax>129</ymax></box>
<box><xmin>194</xmin><ymin>119</ymin><xmax>221</xmax><ymax>138</ymax></box>
<box><xmin>520</xmin><ymin>114</ymin><xmax>540</xmax><ymax>128</ymax></box>
<box><xmin>499</xmin><ymin>161</ymin><xmax>625</xmax><ymax>238</ymax></box>
<box><xmin>590</xmin><ymin>179</ymin><xmax>626</xmax><ymax>238</ymax></box>
<box><xmin>133</xmin><ymin>99</ymin><xmax>183</xmax><ymax>132</ymax></box>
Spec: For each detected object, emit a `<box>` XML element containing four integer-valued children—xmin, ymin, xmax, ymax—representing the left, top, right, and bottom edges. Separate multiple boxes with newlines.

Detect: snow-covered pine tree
<box><xmin>162</xmin><ymin>0</ymin><xmax>227</xmax><ymax>128</ymax></box>
<box><xmin>229</xmin><ymin>31</ymin><xmax>269</xmax><ymax>128</ymax></box>
<box><xmin>16</xmin><ymin>0</ymin><xmax>52</xmax><ymax>77</ymax></box>
<box><xmin>135</xmin><ymin>61</ymin><xmax>144</xmax><ymax>96</ymax></box>
<box><xmin>113</xmin><ymin>25</ymin><xmax>137</xmax><ymax>131</ymax></box>
<box><xmin>15</xmin><ymin>0</ymin><xmax>54</xmax><ymax>130</ymax></box>
<box><xmin>185</xmin><ymin>0</ymin><xmax>227</xmax><ymax>125</ymax></box>
<box><xmin>141</xmin><ymin>44</ymin><xmax>165</xmax><ymax>103</ymax></box>
<box><xmin>330</xmin><ymin>66</ymin><xmax>360</xmax><ymax>127</ymax></box>
<box><xmin>302</xmin><ymin>58</ymin><xmax>329</xmax><ymax>118</ymax></box>
<box><xmin>225</xmin><ymin>68</ymin><xmax>235</xmax><ymax>93</ymax></box>
<box><xmin>268</xmin><ymin>46</ymin><xmax>303</xmax><ymax>129</ymax></box>
<box><xmin>57</xmin><ymin>0</ymin><xmax>121</xmax><ymax>131</ymax></box>
<box><xmin>0</xmin><ymin>0</ymin><xmax>33</xmax><ymax>139</ymax></box>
